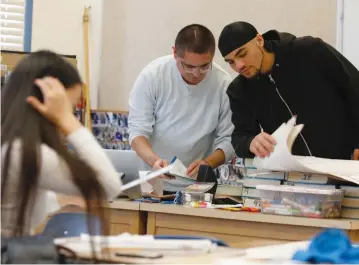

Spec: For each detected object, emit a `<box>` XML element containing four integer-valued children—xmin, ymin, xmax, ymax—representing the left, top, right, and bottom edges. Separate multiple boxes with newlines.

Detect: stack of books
<box><xmin>216</xmin><ymin>163</ymin><xmax>243</xmax><ymax>197</ymax></box>
<box><xmin>234</xmin><ymin>158</ymin><xmax>285</xmax><ymax>209</ymax></box>
<box><xmin>340</xmin><ymin>186</ymin><xmax>359</xmax><ymax>219</ymax></box>
<box><xmin>283</xmin><ymin>172</ymin><xmax>336</xmax><ymax>189</ymax></box>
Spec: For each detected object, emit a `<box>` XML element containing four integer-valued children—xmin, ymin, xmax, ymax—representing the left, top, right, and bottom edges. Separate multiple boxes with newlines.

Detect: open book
<box><xmin>165</xmin><ymin>156</ymin><xmax>196</xmax><ymax>181</ymax></box>
<box><xmin>119</xmin><ymin>156</ymin><xmax>195</xmax><ymax>192</ymax></box>
<box><xmin>253</xmin><ymin>117</ymin><xmax>359</xmax><ymax>185</ymax></box>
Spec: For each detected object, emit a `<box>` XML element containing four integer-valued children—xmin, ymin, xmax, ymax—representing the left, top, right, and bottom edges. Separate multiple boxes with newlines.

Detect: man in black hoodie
<box><xmin>218</xmin><ymin>21</ymin><xmax>359</xmax><ymax>160</ymax></box>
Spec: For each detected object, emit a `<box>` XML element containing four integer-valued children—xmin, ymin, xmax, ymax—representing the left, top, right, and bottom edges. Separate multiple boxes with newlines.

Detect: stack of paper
<box><xmin>54</xmin><ymin>233</ymin><xmax>217</xmax><ymax>254</ymax></box>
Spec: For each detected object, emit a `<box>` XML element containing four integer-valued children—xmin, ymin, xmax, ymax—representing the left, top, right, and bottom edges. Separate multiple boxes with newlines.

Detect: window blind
<box><xmin>1</xmin><ymin>0</ymin><xmax>26</xmax><ymax>51</ymax></box>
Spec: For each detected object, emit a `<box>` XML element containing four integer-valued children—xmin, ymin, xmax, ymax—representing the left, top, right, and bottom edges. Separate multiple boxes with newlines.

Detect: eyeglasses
<box><xmin>180</xmin><ymin>61</ymin><xmax>212</xmax><ymax>74</ymax></box>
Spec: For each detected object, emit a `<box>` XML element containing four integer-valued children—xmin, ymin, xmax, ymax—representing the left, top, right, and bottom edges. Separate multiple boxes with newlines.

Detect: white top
<box><xmin>1</xmin><ymin>127</ymin><xmax>122</xmax><ymax>236</ymax></box>
<box><xmin>128</xmin><ymin>55</ymin><xmax>234</xmax><ymax>191</ymax></box>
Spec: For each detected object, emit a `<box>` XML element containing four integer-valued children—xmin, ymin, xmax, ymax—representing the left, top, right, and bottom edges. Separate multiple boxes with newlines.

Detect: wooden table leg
<box><xmin>108</xmin><ymin>209</ymin><xmax>146</xmax><ymax>235</ymax></box>
<box><xmin>146</xmin><ymin>212</ymin><xmax>156</xmax><ymax>234</ymax></box>
<box><xmin>348</xmin><ymin>230</ymin><xmax>359</xmax><ymax>243</ymax></box>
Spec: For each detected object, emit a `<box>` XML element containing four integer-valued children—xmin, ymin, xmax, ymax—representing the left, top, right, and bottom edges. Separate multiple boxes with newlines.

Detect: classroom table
<box><xmin>48</xmin><ymin>199</ymin><xmax>359</xmax><ymax>249</ymax></box>
<box><xmin>106</xmin><ymin>200</ymin><xmax>145</xmax><ymax>235</ymax></box>
<box><xmin>139</xmin><ymin>203</ymin><xmax>359</xmax><ymax>248</ymax></box>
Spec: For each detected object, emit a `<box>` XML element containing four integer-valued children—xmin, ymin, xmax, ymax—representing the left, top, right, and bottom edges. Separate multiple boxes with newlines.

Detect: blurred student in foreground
<box><xmin>1</xmin><ymin>50</ymin><xmax>123</xmax><ymax>237</ymax></box>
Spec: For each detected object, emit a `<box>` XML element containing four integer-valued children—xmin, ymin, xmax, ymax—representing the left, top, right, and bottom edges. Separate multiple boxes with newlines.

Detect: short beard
<box><xmin>245</xmin><ymin>67</ymin><xmax>261</xmax><ymax>80</ymax></box>
<box><xmin>246</xmin><ymin>47</ymin><xmax>265</xmax><ymax>79</ymax></box>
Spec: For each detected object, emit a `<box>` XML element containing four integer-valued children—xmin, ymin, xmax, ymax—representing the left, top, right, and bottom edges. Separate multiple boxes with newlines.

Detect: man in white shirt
<box><xmin>128</xmin><ymin>24</ymin><xmax>234</xmax><ymax>192</ymax></box>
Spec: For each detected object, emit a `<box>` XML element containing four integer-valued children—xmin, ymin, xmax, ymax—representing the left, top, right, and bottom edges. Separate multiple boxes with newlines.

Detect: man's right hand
<box><xmin>152</xmin><ymin>159</ymin><xmax>175</xmax><ymax>179</ymax></box>
<box><xmin>249</xmin><ymin>132</ymin><xmax>277</xmax><ymax>158</ymax></box>
<box><xmin>131</xmin><ymin>137</ymin><xmax>173</xmax><ymax>179</ymax></box>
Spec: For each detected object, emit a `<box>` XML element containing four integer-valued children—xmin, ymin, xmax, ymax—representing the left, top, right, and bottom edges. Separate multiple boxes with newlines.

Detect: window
<box><xmin>1</xmin><ymin>0</ymin><xmax>33</xmax><ymax>52</ymax></box>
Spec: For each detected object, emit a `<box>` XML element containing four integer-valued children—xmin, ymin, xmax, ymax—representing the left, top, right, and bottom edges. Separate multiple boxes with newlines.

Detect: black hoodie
<box><xmin>227</xmin><ymin>30</ymin><xmax>359</xmax><ymax>160</ymax></box>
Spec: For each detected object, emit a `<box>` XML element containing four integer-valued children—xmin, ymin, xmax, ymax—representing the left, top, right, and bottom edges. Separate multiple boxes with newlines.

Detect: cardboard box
<box><xmin>1</xmin><ymin>50</ymin><xmax>77</xmax><ymax>77</ymax></box>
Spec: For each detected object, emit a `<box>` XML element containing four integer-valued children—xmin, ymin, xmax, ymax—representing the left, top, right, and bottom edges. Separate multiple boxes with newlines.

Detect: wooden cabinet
<box><xmin>142</xmin><ymin>204</ymin><xmax>359</xmax><ymax>248</ymax></box>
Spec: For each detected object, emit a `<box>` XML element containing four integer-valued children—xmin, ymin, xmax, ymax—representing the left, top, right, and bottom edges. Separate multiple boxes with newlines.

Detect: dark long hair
<box><xmin>1</xmin><ymin>50</ymin><xmax>109</xmax><ymax>238</ymax></box>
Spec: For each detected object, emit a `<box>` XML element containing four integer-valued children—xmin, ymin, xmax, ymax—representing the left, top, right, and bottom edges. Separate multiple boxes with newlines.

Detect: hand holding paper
<box><xmin>353</xmin><ymin>149</ymin><xmax>359</xmax><ymax>160</ymax></box>
<box><xmin>249</xmin><ymin>132</ymin><xmax>276</xmax><ymax>158</ymax></box>
<box><xmin>152</xmin><ymin>158</ymin><xmax>174</xmax><ymax>179</ymax></box>
<box><xmin>253</xmin><ymin>117</ymin><xmax>359</xmax><ymax>185</ymax></box>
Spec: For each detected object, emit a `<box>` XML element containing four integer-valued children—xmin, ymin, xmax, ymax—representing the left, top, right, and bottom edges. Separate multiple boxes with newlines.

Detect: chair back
<box><xmin>41</xmin><ymin>212</ymin><xmax>102</xmax><ymax>238</ymax></box>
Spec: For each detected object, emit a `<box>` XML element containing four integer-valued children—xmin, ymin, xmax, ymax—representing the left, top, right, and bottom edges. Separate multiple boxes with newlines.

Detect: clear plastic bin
<box><xmin>256</xmin><ymin>184</ymin><xmax>343</xmax><ymax>218</ymax></box>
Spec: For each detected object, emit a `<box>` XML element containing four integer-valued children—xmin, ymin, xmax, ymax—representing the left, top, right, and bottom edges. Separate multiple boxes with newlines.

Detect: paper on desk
<box><xmin>54</xmin><ymin>233</ymin><xmax>216</xmax><ymax>253</ymax></box>
<box><xmin>253</xmin><ymin>117</ymin><xmax>359</xmax><ymax>185</ymax></box>
<box><xmin>209</xmin><ymin>204</ymin><xmax>243</xmax><ymax>209</ymax></box>
<box><xmin>244</xmin><ymin>241</ymin><xmax>309</xmax><ymax>260</ymax></box>
<box><xmin>215</xmin><ymin>241</ymin><xmax>308</xmax><ymax>264</ymax></box>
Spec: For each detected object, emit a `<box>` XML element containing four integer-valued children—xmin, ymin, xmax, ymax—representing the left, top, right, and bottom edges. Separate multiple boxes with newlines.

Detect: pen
<box><xmin>115</xmin><ymin>252</ymin><xmax>163</xmax><ymax>259</ymax></box>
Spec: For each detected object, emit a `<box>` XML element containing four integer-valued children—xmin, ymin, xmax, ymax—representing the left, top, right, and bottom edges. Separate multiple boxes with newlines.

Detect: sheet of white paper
<box><xmin>253</xmin><ymin>117</ymin><xmax>359</xmax><ymax>185</ymax></box>
<box><xmin>54</xmin><ymin>233</ymin><xmax>216</xmax><ymax>253</ymax></box>
<box><xmin>244</xmin><ymin>241</ymin><xmax>309</xmax><ymax>260</ymax></box>
<box><xmin>139</xmin><ymin>171</ymin><xmax>154</xmax><ymax>193</ymax></box>
<box><xmin>170</xmin><ymin>158</ymin><xmax>188</xmax><ymax>177</ymax></box>
<box><xmin>215</xmin><ymin>241</ymin><xmax>308</xmax><ymax>264</ymax></box>
<box><xmin>167</xmin><ymin>158</ymin><xmax>196</xmax><ymax>184</ymax></box>
<box><xmin>296</xmin><ymin>156</ymin><xmax>359</xmax><ymax>177</ymax></box>
<box><xmin>139</xmin><ymin>170</ymin><xmax>164</xmax><ymax>195</ymax></box>
<box><xmin>253</xmin><ymin>121</ymin><xmax>320</xmax><ymax>173</ymax></box>
<box><xmin>120</xmin><ymin>166</ymin><xmax>171</xmax><ymax>191</ymax></box>
<box><xmin>209</xmin><ymin>204</ymin><xmax>243</xmax><ymax>209</ymax></box>
<box><xmin>122</xmin><ymin>157</ymin><xmax>194</xmax><ymax>195</ymax></box>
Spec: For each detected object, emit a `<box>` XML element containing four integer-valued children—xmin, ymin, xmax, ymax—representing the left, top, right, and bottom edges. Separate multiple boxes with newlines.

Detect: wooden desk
<box><xmin>141</xmin><ymin>203</ymin><xmax>359</xmax><ymax>248</ymax></box>
<box><xmin>106</xmin><ymin>200</ymin><xmax>145</xmax><ymax>235</ymax></box>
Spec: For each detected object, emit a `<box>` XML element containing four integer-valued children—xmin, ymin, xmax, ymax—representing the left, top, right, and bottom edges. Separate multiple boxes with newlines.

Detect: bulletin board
<box><xmin>87</xmin><ymin>109</ymin><xmax>131</xmax><ymax>150</ymax></box>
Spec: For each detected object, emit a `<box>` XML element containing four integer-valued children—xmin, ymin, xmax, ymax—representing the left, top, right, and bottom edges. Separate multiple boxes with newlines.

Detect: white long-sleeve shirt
<box><xmin>128</xmin><ymin>55</ymin><xmax>235</xmax><ymax>191</ymax></box>
<box><xmin>1</xmin><ymin>127</ymin><xmax>122</xmax><ymax>236</ymax></box>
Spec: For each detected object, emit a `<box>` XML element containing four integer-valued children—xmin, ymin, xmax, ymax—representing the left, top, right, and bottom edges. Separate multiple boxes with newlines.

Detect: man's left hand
<box><xmin>186</xmin><ymin>160</ymin><xmax>209</xmax><ymax>178</ymax></box>
<box><xmin>353</xmin><ymin>149</ymin><xmax>359</xmax><ymax>160</ymax></box>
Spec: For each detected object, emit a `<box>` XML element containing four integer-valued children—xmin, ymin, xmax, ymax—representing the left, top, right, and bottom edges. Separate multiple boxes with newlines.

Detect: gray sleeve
<box><xmin>213</xmin><ymin>78</ymin><xmax>235</xmax><ymax>162</ymax></box>
<box><xmin>128</xmin><ymin>70</ymin><xmax>156</xmax><ymax>144</ymax></box>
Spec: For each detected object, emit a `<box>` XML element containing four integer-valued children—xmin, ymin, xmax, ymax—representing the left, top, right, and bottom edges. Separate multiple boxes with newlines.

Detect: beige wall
<box><xmin>31</xmin><ymin>0</ymin><xmax>103</xmax><ymax>108</ymax></box>
<box><xmin>99</xmin><ymin>0</ymin><xmax>338</xmax><ymax>110</ymax></box>
<box><xmin>31</xmin><ymin>0</ymin><xmax>338</xmax><ymax>111</ymax></box>
<box><xmin>343</xmin><ymin>0</ymin><xmax>359</xmax><ymax>69</ymax></box>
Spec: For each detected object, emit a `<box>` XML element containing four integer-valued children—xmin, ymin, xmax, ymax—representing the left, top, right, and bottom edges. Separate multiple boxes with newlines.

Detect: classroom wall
<box><xmin>31</xmin><ymin>0</ymin><xmax>103</xmax><ymax>108</ymax></box>
<box><xmin>31</xmin><ymin>0</ymin><xmax>340</xmax><ymax>111</ymax></box>
<box><xmin>342</xmin><ymin>0</ymin><xmax>359</xmax><ymax>69</ymax></box>
<box><xmin>99</xmin><ymin>0</ymin><xmax>338</xmax><ymax>110</ymax></box>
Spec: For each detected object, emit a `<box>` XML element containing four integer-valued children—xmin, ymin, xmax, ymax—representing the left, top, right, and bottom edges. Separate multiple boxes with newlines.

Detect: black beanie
<box><xmin>218</xmin><ymin>21</ymin><xmax>258</xmax><ymax>57</ymax></box>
